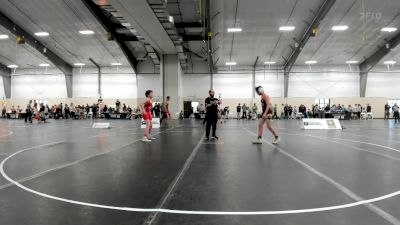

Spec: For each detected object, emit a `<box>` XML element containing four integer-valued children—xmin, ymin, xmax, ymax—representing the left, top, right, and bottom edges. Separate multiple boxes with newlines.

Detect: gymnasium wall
<box><xmin>1</xmin><ymin>65</ymin><xmax>399</xmax><ymax>118</ymax></box>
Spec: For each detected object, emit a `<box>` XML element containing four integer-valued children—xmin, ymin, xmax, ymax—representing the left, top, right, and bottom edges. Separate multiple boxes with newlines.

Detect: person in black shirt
<box><xmin>205</xmin><ymin>90</ymin><xmax>220</xmax><ymax>140</ymax></box>
<box><xmin>116</xmin><ymin>99</ymin><xmax>121</xmax><ymax>112</ymax></box>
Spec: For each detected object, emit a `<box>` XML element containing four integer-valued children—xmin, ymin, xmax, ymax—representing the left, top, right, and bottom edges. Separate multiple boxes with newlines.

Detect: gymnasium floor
<box><xmin>0</xmin><ymin>118</ymin><xmax>400</xmax><ymax>225</ymax></box>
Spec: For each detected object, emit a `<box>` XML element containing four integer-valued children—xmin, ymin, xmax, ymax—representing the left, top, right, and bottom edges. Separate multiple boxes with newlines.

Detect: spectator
<box><xmin>299</xmin><ymin>104</ymin><xmax>307</xmax><ymax>118</ymax></box>
<box><xmin>236</xmin><ymin>103</ymin><xmax>241</xmax><ymax>120</ymax></box>
<box><xmin>25</xmin><ymin>100</ymin><xmax>33</xmax><ymax>123</ymax></box>
<box><xmin>116</xmin><ymin>99</ymin><xmax>121</xmax><ymax>112</ymax></box>
<box><xmin>385</xmin><ymin>103</ymin><xmax>391</xmax><ymax>120</ymax></box>
<box><xmin>393</xmin><ymin>103</ymin><xmax>399</xmax><ymax>123</ymax></box>
<box><xmin>293</xmin><ymin>106</ymin><xmax>298</xmax><ymax>119</ymax></box>
<box><xmin>307</xmin><ymin>109</ymin><xmax>313</xmax><ymax>118</ymax></box>
<box><xmin>64</xmin><ymin>103</ymin><xmax>70</xmax><ymax>119</ymax></box>
<box><xmin>288</xmin><ymin>105</ymin><xmax>293</xmax><ymax>119</ymax></box>
<box><xmin>273</xmin><ymin>104</ymin><xmax>278</xmax><ymax>119</ymax></box>
<box><xmin>242</xmin><ymin>104</ymin><xmax>247</xmax><ymax>119</ymax></box>
<box><xmin>284</xmin><ymin>104</ymin><xmax>289</xmax><ymax>119</ymax></box>
<box><xmin>1</xmin><ymin>105</ymin><xmax>6</xmax><ymax>118</ymax></box>
<box><xmin>366</xmin><ymin>104</ymin><xmax>372</xmax><ymax>113</ymax></box>
<box><xmin>280</xmin><ymin>104</ymin><xmax>285</xmax><ymax>119</ymax></box>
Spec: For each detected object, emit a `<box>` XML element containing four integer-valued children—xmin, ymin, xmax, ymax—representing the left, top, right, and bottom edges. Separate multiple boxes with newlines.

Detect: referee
<box><xmin>205</xmin><ymin>90</ymin><xmax>220</xmax><ymax>140</ymax></box>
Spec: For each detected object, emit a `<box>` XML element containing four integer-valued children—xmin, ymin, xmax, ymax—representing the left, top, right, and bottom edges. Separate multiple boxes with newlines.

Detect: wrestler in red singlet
<box><xmin>142</xmin><ymin>98</ymin><xmax>153</xmax><ymax>121</ymax></box>
<box><xmin>141</xmin><ymin>90</ymin><xmax>155</xmax><ymax>142</ymax></box>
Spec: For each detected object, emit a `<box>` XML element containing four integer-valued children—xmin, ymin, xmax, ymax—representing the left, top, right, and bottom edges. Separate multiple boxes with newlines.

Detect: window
<box><xmin>315</xmin><ymin>98</ymin><xmax>330</xmax><ymax>109</ymax></box>
<box><xmin>388</xmin><ymin>99</ymin><xmax>400</xmax><ymax>112</ymax></box>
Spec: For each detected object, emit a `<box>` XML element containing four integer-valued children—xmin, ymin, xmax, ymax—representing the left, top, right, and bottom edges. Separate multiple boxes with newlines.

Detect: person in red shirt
<box><xmin>140</xmin><ymin>90</ymin><xmax>155</xmax><ymax>142</ymax></box>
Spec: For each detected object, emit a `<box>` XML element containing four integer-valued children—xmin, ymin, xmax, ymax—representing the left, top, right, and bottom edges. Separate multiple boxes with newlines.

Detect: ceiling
<box><xmin>209</xmin><ymin>0</ymin><xmax>400</xmax><ymax>68</ymax></box>
<box><xmin>0</xmin><ymin>0</ymin><xmax>136</xmax><ymax>68</ymax></box>
<box><xmin>0</xmin><ymin>0</ymin><xmax>399</xmax><ymax>71</ymax></box>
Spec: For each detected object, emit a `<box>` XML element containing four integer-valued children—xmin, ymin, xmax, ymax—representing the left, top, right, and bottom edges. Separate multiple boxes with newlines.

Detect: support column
<box><xmin>252</xmin><ymin>56</ymin><xmax>259</xmax><ymax>99</ymax></box>
<box><xmin>65</xmin><ymin>73</ymin><xmax>73</xmax><ymax>98</ymax></box>
<box><xmin>0</xmin><ymin>67</ymin><xmax>11</xmax><ymax>99</ymax></box>
<box><xmin>90</xmin><ymin>58</ymin><xmax>101</xmax><ymax>97</ymax></box>
<box><xmin>360</xmin><ymin>71</ymin><xmax>368</xmax><ymax>98</ymax></box>
<box><xmin>284</xmin><ymin>69</ymin><xmax>289</xmax><ymax>98</ymax></box>
<box><xmin>161</xmin><ymin>54</ymin><xmax>183</xmax><ymax>116</ymax></box>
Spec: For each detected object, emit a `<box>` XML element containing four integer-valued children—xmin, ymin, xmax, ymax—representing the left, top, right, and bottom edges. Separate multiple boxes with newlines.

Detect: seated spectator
<box><xmin>11</xmin><ymin>105</ymin><xmax>16</xmax><ymax>113</ymax></box>
<box><xmin>307</xmin><ymin>109</ymin><xmax>313</xmax><ymax>118</ymax></box>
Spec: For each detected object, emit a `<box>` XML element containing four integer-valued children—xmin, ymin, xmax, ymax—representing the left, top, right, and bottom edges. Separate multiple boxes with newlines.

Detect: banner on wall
<box><xmin>302</xmin><ymin>118</ymin><xmax>342</xmax><ymax>130</ymax></box>
<box><xmin>141</xmin><ymin>118</ymin><xmax>160</xmax><ymax>129</ymax></box>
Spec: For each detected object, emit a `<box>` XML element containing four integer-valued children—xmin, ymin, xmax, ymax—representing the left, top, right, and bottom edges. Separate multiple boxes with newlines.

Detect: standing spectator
<box><xmin>280</xmin><ymin>104</ymin><xmax>285</xmax><ymax>119</ymax></box>
<box><xmin>25</xmin><ymin>100</ymin><xmax>32</xmax><ymax>123</ymax></box>
<box><xmin>273</xmin><ymin>104</ymin><xmax>278</xmax><ymax>119</ymax></box>
<box><xmin>205</xmin><ymin>90</ymin><xmax>220</xmax><ymax>140</ymax></box>
<box><xmin>284</xmin><ymin>104</ymin><xmax>289</xmax><ymax>119</ymax></box>
<box><xmin>393</xmin><ymin>103</ymin><xmax>399</xmax><ymax>123</ymax></box>
<box><xmin>288</xmin><ymin>105</ymin><xmax>293</xmax><ymax>119</ymax></box>
<box><xmin>242</xmin><ymin>104</ymin><xmax>247</xmax><ymax>119</ymax></box>
<box><xmin>70</xmin><ymin>103</ymin><xmax>75</xmax><ymax>119</ymax></box>
<box><xmin>236</xmin><ymin>103</ymin><xmax>241</xmax><ymax>120</ymax></box>
<box><xmin>116</xmin><ymin>99</ymin><xmax>121</xmax><ymax>112</ymax></box>
<box><xmin>385</xmin><ymin>103</ymin><xmax>391</xmax><ymax>120</ymax></box>
<box><xmin>252</xmin><ymin>103</ymin><xmax>258</xmax><ymax>114</ymax></box>
<box><xmin>64</xmin><ymin>103</ymin><xmax>70</xmax><ymax>119</ymax></box>
<box><xmin>2</xmin><ymin>105</ymin><xmax>6</xmax><ymax>118</ymax></box>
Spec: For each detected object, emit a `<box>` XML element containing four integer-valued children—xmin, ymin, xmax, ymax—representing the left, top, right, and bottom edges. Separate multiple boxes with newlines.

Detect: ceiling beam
<box><xmin>175</xmin><ymin>22</ymin><xmax>202</xmax><ymax>28</ymax></box>
<box><xmin>283</xmin><ymin>0</ymin><xmax>336</xmax><ymax>72</ymax></box>
<box><xmin>359</xmin><ymin>33</ymin><xmax>400</xmax><ymax>73</ymax></box>
<box><xmin>82</xmin><ymin>0</ymin><xmax>138</xmax><ymax>72</ymax></box>
<box><xmin>0</xmin><ymin>10</ymin><xmax>73</xmax><ymax>77</ymax></box>
<box><xmin>283</xmin><ymin>0</ymin><xmax>336</xmax><ymax>97</ymax></box>
<box><xmin>358</xmin><ymin>32</ymin><xmax>400</xmax><ymax>97</ymax></box>
<box><xmin>182</xmin><ymin>34</ymin><xmax>204</xmax><ymax>41</ymax></box>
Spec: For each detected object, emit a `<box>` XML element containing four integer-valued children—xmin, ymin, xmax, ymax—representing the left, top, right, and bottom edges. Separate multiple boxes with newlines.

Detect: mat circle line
<box><xmin>1</xmin><ymin>134</ymin><xmax>400</xmax><ymax>215</ymax></box>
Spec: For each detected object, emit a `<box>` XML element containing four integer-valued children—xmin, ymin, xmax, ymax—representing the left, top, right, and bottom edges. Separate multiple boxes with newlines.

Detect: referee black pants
<box><xmin>206</xmin><ymin>116</ymin><xmax>217</xmax><ymax>138</ymax></box>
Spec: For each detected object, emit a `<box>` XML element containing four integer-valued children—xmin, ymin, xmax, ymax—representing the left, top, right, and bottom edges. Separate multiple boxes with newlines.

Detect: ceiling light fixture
<box><xmin>264</xmin><ymin>61</ymin><xmax>276</xmax><ymax>65</ymax></box>
<box><xmin>305</xmin><ymin>60</ymin><xmax>318</xmax><ymax>64</ymax></box>
<box><xmin>384</xmin><ymin>60</ymin><xmax>396</xmax><ymax>65</ymax></box>
<box><xmin>74</xmin><ymin>63</ymin><xmax>85</xmax><ymax>66</ymax></box>
<box><xmin>34</xmin><ymin>32</ymin><xmax>49</xmax><ymax>37</ymax></box>
<box><xmin>346</xmin><ymin>60</ymin><xmax>358</xmax><ymax>64</ymax></box>
<box><xmin>227</xmin><ymin>28</ymin><xmax>242</xmax><ymax>32</ymax></box>
<box><xmin>332</xmin><ymin>25</ymin><xmax>349</xmax><ymax>31</ymax></box>
<box><xmin>381</xmin><ymin>27</ymin><xmax>398</xmax><ymax>32</ymax></box>
<box><xmin>111</xmin><ymin>62</ymin><xmax>122</xmax><ymax>66</ymax></box>
<box><xmin>0</xmin><ymin>34</ymin><xmax>9</xmax><ymax>39</ymax></box>
<box><xmin>7</xmin><ymin>64</ymin><xmax>18</xmax><ymax>68</ymax></box>
<box><xmin>225</xmin><ymin>62</ymin><xmax>237</xmax><ymax>66</ymax></box>
<box><xmin>279</xmin><ymin>26</ymin><xmax>295</xmax><ymax>31</ymax></box>
<box><xmin>39</xmin><ymin>63</ymin><xmax>50</xmax><ymax>67</ymax></box>
<box><xmin>79</xmin><ymin>30</ymin><xmax>95</xmax><ymax>35</ymax></box>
